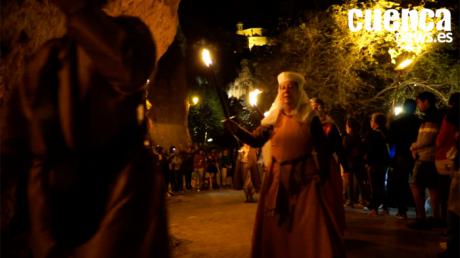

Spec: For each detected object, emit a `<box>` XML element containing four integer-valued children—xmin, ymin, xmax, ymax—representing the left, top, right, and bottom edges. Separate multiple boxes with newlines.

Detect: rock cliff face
<box><xmin>105</xmin><ymin>0</ymin><xmax>181</xmax><ymax>61</ymax></box>
<box><xmin>0</xmin><ymin>0</ymin><xmax>188</xmax><ymax>145</ymax></box>
<box><xmin>148</xmin><ymin>38</ymin><xmax>192</xmax><ymax>150</ymax></box>
<box><xmin>106</xmin><ymin>0</ymin><xmax>191</xmax><ymax>149</ymax></box>
<box><xmin>0</xmin><ymin>0</ymin><xmax>180</xmax><ymax>99</ymax></box>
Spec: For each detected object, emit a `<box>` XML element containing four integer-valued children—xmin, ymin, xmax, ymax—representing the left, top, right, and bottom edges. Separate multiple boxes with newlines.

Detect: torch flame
<box><xmin>249</xmin><ymin>89</ymin><xmax>263</xmax><ymax>106</ymax></box>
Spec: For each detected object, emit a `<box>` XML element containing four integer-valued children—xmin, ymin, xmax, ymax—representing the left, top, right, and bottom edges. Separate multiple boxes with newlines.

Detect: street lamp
<box><xmin>395</xmin><ymin>58</ymin><xmax>414</xmax><ymax>71</ymax></box>
<box><xmin>192</xmin><ymin>96</ymin><xmax>199</xmax><ymax>105</ymax></box>
<box><xmin>392</xmin><ymin>56</ymin><xmax>415</xmax><ymax>109</ymax></box>
<box><xmin>394</xmin><ymin>105</ymin><xmax>403</xmax><ymax>116</ymax></box>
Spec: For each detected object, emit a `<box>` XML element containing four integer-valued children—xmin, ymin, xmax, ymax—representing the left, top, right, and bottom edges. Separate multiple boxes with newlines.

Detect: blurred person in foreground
<box><xmin>12</xmin><ymin>0</ymin><xmax>169</xmax><ymax>257</ymax></box>
<box><xmin>225</xmin><ymin>71</ymin><xmax>345</xmax><ymax>258</ymax></box>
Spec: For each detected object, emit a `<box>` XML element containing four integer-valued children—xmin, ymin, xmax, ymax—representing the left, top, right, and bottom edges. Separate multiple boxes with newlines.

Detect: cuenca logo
<box><xmin>348</xmin><ymin>8</ymin><xmax>453</xmax><ymax>43</ymax></box>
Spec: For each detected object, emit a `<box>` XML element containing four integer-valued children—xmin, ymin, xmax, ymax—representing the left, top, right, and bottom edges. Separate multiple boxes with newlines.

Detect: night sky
<box><xmin>177</xmin><ymin>0</ymin><xmax>344</xmax><ymax>87</ymax></box>
<box><xmin>179</xmin><ymin>0</ymin><xmax>280</xmax><ymax>33</ymax></box>
<box><xmin>179</xmin><ymin>0</ymin><xmax>459</xmax><ymax>35</ymax></box>
<box><xmin>178</xmin><ymin>0</ymin><xmax>344</xmax><ymax>38</ymax></box>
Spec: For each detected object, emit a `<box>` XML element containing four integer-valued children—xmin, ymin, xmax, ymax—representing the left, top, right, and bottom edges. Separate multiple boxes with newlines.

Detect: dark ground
<box><xmin>168</xmin><ymin>189</ymin><xmax>445</xmax><ymax>258</ymax></box>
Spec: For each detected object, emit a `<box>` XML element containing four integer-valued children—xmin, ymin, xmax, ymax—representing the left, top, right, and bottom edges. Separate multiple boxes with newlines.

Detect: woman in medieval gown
<box><xmin>225</xmin><ymin>71</ymin><xmax>346</xmax><ymax>258</ymax></box>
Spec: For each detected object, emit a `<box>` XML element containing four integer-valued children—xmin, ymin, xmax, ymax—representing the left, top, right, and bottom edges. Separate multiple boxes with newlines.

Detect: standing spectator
<box><xmin>310</xmin><ymin>97</ymin><xmax>347</xmax><ymax>234</ymax></box>
<box><xmin>220</xmin><ymin>148</ymin><xmax>233</xmax><ymax>187</ymax></box>
<box><xmin>193</xmin><ymin>149</ymin><xmax>206</xmax><ymax>191</ymax></box>
<box><xmin>205</xmin><ymin>151</ymin><xmax>219</xmax><ymax>190</ymax></box>
<box><xmin>364</xmin><ymin>113</ymin><xmax>390</xmax><ymax>216</ymax></box>
<box><xmin>436</xmin><ymin>93</ymin><xmax>459</xmax><ymax>222</ymax></box>
<box><xmin>11</xmin><ymin>0</ymin><xmax>169</xmax><ymax>257</ymax></box>
<box><xmin>182</xmin><ymin>146</ymin><xmax>195</xmax><ymax>191</ymax></box>
<box><xmin>436</xmin><ymin>93</ymin><xmax>459</xmax><ymax>258</ymax></box>
<box><xmin>343</xmin><ymin>117</ymin><xmax>369</xmax><ymax>208</ymax></box>
<box><xmin>233</xmin><ymin>146</ymin><xmax>245</xmax><ymax>190</ymax></box>
<box><xmin>155</xmin><ymin>145</ymin><xmax>172</xmax><ymax>195</ymax></box>
<box><xmin>408</xmin><ymin>91</ymin><xmax>443</xmax><ymax>229</ymax></box>
<box><xmin>388</xmin><ymin>99</ymin><xmax>421</xmax><ymax>219</ymax></box>
<box><xmin>169</xmin><ymin>147</ymin><xmax>183</xmax><ymax>192</ymax></box>
<box><xmin>213</xmin><ymin>149</ymin><xmax>223</xmax><ymax>188</ymax></box>
<box><xmin>240</xmin><ymin>144</ymin><xmax>261</xmax><ymax>202</ymax></box>
<box><xmin>225</xmin><ymin>71</ymin><xmax>345</xmax><ymax>258</ymax></box>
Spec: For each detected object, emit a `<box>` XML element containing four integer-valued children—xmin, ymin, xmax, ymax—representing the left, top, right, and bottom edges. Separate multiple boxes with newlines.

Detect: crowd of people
<box><xmin>340</xmin><ymin>91</ymin><xmax>459</xmax><ymax>258</ymax></box>
<box><xmin>340</xmin><ymin>92</ymin><xmax>459</xmax><ymax>232</ymax></box>
<box><xmin>151</xmin><ymin>143</ymin><xmax>262</xmax><ymax>200</ymax></box>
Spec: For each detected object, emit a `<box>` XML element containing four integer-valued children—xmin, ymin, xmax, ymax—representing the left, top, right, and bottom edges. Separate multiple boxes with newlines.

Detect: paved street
<box><xmin>168</xmin><ymin>189</ymin><xmax>445</xmax><ymax>258</ymax></box>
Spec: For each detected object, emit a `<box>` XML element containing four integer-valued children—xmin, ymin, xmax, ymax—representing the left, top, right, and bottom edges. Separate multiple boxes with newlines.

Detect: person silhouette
<box><xmin>15</xmin><ymin>1</ymin><xmax>169</xmax><ymax>257</ymax></box>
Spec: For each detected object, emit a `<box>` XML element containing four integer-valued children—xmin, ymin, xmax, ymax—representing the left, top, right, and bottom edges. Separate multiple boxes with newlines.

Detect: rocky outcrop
<box><xmin>0</xmin><ymin>0</ymin><xmax>180</xmax><ymax>104</ymax></box>
<box><xmin>148</xmin><ymin>37</ymin><xmax>192</xmax><ymax>150</ymax></box>
<box><xmin>105</xmin><ymin>0</ymin><xmax>181</xmax><ymax>61</ymax></box>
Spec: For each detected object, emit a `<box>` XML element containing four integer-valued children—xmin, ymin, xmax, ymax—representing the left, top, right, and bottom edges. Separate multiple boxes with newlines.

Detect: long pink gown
<box><xmin>250</xmin><ymin>112</ymin><xmax>346</xmax><ymax>258</ymax></box>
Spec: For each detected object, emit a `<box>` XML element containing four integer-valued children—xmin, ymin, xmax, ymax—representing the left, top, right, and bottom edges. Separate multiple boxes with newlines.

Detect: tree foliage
<box><xmin>188</xmin><ymin>77</ymin><xmax>227</xmax><ymax>146</ymax></box>
<box><xmin>248</xmin><ymin>0</ymin><xmax>459</xmax><ymax>120</ymax></box>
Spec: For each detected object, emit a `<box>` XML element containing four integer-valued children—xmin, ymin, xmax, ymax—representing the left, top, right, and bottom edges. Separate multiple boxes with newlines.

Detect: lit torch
<box><xmin>249</xmin><ymin>89</ymin><xmax>262</xmax><ymax>107</ymax></box>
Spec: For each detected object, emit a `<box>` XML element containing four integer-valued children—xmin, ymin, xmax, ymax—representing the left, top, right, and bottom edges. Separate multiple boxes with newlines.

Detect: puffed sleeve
<box><xmin>224</xmin><ymin>119</ymin><xmax>272</xmax><ymax>148</ymax></box>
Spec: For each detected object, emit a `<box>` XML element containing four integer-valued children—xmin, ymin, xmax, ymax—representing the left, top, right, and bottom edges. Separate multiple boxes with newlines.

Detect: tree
<box><xmin>248</xmin><ymin>0</ymin><xmax>459</xmax><ymax>121</ymax></box>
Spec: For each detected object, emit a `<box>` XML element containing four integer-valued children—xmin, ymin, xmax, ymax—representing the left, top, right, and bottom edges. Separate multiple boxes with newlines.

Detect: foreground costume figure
<box><xmin>19</xmin><ymin>1</ymin><xmax>169</xmax><ymax>257</ymax></box>
<box><xmin>225</xmin><ymin>72</ymin><xmax>346</xmax><ymax>258</ymax></box>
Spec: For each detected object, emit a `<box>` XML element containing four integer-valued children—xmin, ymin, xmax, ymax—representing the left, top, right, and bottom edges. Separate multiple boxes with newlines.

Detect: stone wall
<box><xmin>148</xmin><ymin>37</ymin><xmax>192</xmax><ymax>150</ymax></box>
<box><xmin>0</xmin><ymin>0</ymin><xmax>180</xmax><ymax>104</ymax></box>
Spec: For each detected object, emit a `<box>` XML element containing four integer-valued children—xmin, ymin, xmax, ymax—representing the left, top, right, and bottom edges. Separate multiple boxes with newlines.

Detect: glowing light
<box><xmin>146</xmin><ymin>100</ymin><xmax>152</xmax><ymax>110</ymax></box>
<box><xmin>263</xmin><ymin>111</ymin><xmax>270</xmax><ymax>117</ymax></box>
<box><xmin>249</xmin><ymin>89</ymin><xmax>262</xmax><ymax>106</ymax></box>
<box><xmin>395</xmin><ymin>58</ymin><xmax>414</xmax><ymax>70</ymax></box>
<box><xmin>201</xmin><ymin>48</ymin><xmax>213</xmax><ymax>67</ymax></box>
<box><xmin>394</xmin><ymin>105</ymin><xmax>403</xmax><ymax>115</ymax></box>
<box><xmin>207</xmin><ymin>138</ymin><xmax>213</xmax><ymax>142</ymax></box>
<box><xmin>192</xmin><ymin>96</ymin><xmax>199</xmax><ymax>105</ymax></box>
